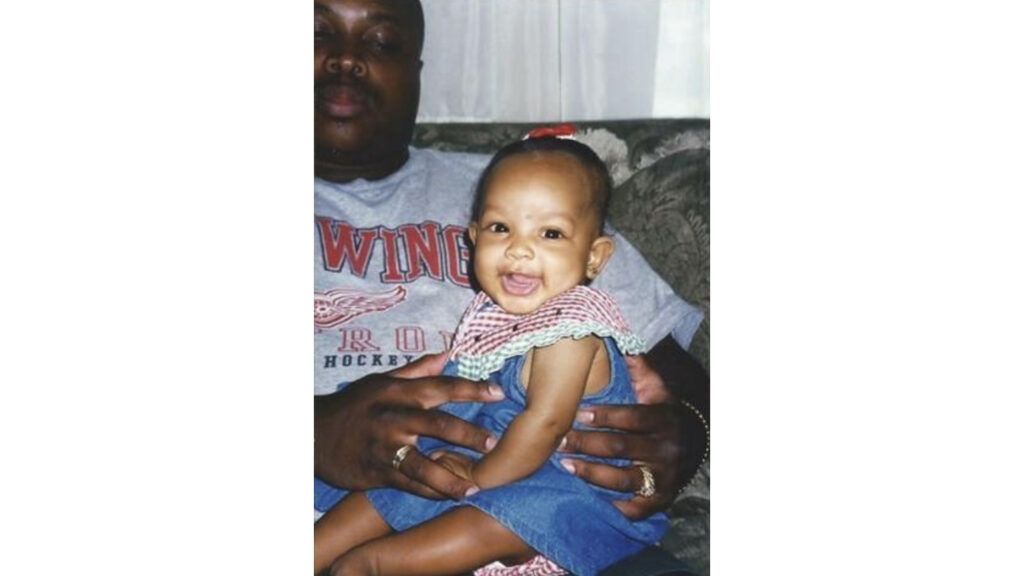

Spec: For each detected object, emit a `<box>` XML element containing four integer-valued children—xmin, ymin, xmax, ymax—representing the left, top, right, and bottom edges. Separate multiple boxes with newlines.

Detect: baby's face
<box><xmin>469</xmin><ymin>152</ymin><xmax>612</xmax><ymax>315</ymax></box>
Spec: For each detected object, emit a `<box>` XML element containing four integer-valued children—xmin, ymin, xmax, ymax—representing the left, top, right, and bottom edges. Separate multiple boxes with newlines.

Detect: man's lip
<box><xmin>317</xmin><ymin>84</ymin><xmax>371</xmax><ymax>119</ymax></box>
<box><xmin>500</xmin><ymin>273</ymin><xmax>541</xmax><ymax>296</ymax></box>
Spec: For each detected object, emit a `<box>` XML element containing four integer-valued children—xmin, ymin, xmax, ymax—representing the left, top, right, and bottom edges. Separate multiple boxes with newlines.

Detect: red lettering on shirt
<box><xmin>337</xmin><ymin>327</ymin><xmax>380</xmax><ymax>352</ymax></box>
<box><xmin>443</xmin><ymin>225</ymin><xmax>471</xmax><ymax>287</ymax></box>
<box><xmin>395</xmin><ymin>326</ymin><xmax>426</xmax><ymax>353</ymax></box>
<box><xmin>378</xmin><ymin>228</ymin><xmax>405</xmax><ymax>283</ymax></box>
<box><xmin>437</xmin><ymin>330</ymin><xmax>455</xmax><ymax>351</ymax></box>
<box><xmin>400</xmin><ymin>222</ymin><xmax>443</xmax><ymax>281</ymax></box>
<box><xmin>317</xmin><ymin>219</ymin><xmax>472</xmax><ymax>288</ymax></box>
<box><xmin>317</xmin><ymin>218</ymin><xmax>378</xmax><ymax>277</ymax></box>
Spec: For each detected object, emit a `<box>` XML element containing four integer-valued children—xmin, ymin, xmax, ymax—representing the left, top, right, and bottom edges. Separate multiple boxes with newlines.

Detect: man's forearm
<box><xmin>646</xmin><ymin>336</ymin><xmax>710</xmax><ymax>421</ymax></box>
<box><xmin>646</xmin><ymin>336</ymin><xmax>711</xmax><ymax>485</ymax></box>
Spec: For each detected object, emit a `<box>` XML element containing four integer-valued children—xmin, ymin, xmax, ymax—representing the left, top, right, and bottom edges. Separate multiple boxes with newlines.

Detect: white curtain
<box><xmin>419</xmin><ymin>0</ymin><xmax>709</xmax><ymax>122</ymax></box>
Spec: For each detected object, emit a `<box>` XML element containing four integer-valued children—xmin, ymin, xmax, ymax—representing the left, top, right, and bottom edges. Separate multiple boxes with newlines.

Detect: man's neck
<box><xmin>314</xmin><ymin>149</ymin><xmax>410</xmax><ymax>183</ymax></box>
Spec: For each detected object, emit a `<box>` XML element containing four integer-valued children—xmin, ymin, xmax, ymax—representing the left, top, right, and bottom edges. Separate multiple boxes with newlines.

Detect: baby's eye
<box><xmin>487</xmin><ymin>223</ymin><xmax>509</xmax><ymax>233</ymax></box>
<box><xmin>542</xmin><ymin>229</ymin><xmax>564</xmax><ymax>240</ymax></box>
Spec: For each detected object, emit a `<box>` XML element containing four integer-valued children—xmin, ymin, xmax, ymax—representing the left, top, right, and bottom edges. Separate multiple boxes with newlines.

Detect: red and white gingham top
<box><xmin>447</xmin><ymin>286</ymin><xmax>646</xmax><ymax>381</ymax></box>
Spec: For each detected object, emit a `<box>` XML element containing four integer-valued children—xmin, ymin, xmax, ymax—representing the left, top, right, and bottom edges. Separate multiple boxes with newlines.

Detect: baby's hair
<box><xmin>471</xmin><ymin>136</ymin><xmax>613</xmax><ymax>234</ymax></box>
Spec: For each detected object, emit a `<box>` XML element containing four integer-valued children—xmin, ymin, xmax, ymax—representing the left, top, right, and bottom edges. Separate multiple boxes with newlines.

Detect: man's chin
<box><xmin>314</xmin><ymin>145</ymin><xmax>409</xmax><ymax>182</ymax></box>
<box><xmin>315</xmin><ymin>117</ymin><xmax>372</xmax><ymax>151</ymax></box>
<box><xmin>315</xmin><ymin>142</ymin><xmax>396</xmax><ymax>164</ymax></box>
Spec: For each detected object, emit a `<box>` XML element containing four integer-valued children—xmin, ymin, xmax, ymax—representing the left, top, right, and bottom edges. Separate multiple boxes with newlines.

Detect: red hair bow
<box><xmin>523</xmin><ymin>123</ymin><xmax>577</xmax><ymax>140</ymax></box>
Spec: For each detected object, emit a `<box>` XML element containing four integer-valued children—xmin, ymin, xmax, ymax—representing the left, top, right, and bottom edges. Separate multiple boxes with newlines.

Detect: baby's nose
<box><xmin>505</xmin><ymin>239</ymin><xmax>534</xmax><ymax>259</ymax></box>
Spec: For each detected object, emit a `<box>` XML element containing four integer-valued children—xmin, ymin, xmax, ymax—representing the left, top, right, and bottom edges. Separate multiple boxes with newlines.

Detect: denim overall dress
<box><xmin>365</xmin><ymin>287</ymin><xmax>668</xmax><ymax>576</ymax></box>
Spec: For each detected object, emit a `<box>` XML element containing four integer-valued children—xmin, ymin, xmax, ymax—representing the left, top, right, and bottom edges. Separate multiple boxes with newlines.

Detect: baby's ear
<box><xmin>586</xmin><ymin>236</ymin><xmax>615</xmax><ymax>280</ymax></box>
<box><xmin>468</xmin><ymin>222</ymin><xmax>479</xmax><ymax>245</ymax></box>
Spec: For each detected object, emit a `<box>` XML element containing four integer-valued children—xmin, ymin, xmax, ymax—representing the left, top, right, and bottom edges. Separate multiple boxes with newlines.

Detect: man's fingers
<box><xmin>430</xmin><ymin>449</ymin><xmax>473</xmax><ymax>467</ymax></box>
<box><xmin>575</xmin><ymin>403</ymin><xmax>672</xmax><ymax>433</ymax></box>
<box><xmin>394</xmin><ymin>449</ymin><xmax>479</xmax><ymax>500</ymax></box>
<box><xmin>391</xmin><ymin>352</ymin><xmax>448</xmax><ymax>379</ymax></box>
<box><xmin>410</xmin><ymin>377</ymin><xmax>505</xmax><ymax>409</ymax></box>
<box><xmin>561</xmin><ymin>458</ymin><xmax>664</xmax><ymax>521</ymax></box>
<box><xmin>624</xmin><ymin>355</ymin><xmax>672</xmax><ymax>404</ymax></box>
<box><xmin>560</xmin><ymin>458</ymin><xmax>643</xmax><ymax>494</ymax></box>
<box><xmin>404</xmin><ymin>409</ymin><xmax>498</xmax><ymax>454</ymax></box>
<box><xmin>611</xmin><ymin>498</ymin><xmax>654</xmax><ymax>522</ymax></box>
<box><xmin>559</xmin><ymin>428</ymin><xmax>656</xmax><ymax>460</ymax></box>
<box><xmin>386</xmin><ymin>470</ymin><xmax>447</xmax><ymax>500</ymax></box>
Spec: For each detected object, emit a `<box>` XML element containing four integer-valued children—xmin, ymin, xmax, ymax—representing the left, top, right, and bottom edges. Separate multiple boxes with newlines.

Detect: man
<box><xmin>313</xmin><ymin>0</ymin><xmax>709</xmax><ymax>573</ymax></box>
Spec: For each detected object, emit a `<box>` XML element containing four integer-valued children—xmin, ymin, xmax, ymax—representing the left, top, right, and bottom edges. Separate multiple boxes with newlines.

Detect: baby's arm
<box><xmin>470</xmin><ymin>335</ymin><xmax>602</xmax><ymax>489</ymax></box>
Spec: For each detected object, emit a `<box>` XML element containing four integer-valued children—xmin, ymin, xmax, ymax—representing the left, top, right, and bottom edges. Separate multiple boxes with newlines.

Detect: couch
<box><xmin>414</xmin><ymin>119</ymin><xmax>711</xmax><ymax>576</ymax></box>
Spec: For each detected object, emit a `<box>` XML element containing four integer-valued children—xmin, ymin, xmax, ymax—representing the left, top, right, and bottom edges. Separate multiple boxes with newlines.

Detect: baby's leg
<box><xmin>314</xmin><ymin>493</ymin><xmax>391</xmax><ymax>574</ymax></box>
<box><xmin>329</xmin><ymin>506</ymin><xmax>534</xmax><ymax>576</ymax></box>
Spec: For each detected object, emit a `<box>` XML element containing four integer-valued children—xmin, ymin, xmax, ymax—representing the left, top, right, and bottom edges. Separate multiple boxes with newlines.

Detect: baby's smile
<box><xmin>500</xmin><ymin>273</ymin><xmax>541</xmax><ymax>297</ymax></box>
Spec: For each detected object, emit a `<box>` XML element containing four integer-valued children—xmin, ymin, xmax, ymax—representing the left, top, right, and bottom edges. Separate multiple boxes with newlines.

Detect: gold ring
<box><xmin>636</xmin><ymin>464</ymin><xmax>656</xmax><ymax>498</ymax></box>
<box><xmin>392</xmin><ymin>444</ymin><xmax>414</xmax><ymax>471</ymax></box>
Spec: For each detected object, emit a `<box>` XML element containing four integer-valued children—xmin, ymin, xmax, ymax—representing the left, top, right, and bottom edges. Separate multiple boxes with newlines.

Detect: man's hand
<box><xmin>314</xmin><ymin>353</ymin><xmax>503</xmax><ymax>500</ymax></box>
<box><xmin>428</xmin><ymin>450</ymin><xmax>477</xmax><ymax>485</ymax></box>
<box><xmin>558</xmin><ymin>340</ymin><xmax>710</xmax><ymax>520</ymax></box>
<box><xmin>559</xmin><ymin>402</ymin><xmax>691</xmax><ymax>519</ymax></box>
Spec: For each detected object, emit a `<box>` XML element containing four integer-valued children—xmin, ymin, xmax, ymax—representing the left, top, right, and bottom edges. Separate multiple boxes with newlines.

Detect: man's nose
<box><xmin>324</xmin><ymin>50</ymin><xmax>367</xmax><ymax>77</ymax></box>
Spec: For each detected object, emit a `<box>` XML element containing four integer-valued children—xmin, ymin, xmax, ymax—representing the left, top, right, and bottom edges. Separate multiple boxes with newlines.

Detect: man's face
<box><xmin>314</xmin><ymin>0</ymin><xmax>422</xmax><ymax>172</ymax></box>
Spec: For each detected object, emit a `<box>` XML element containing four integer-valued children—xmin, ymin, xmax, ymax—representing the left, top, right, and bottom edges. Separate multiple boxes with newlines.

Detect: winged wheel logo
<box><xmin>314</xmin><ymin>286</ymin><xmax>407</xmax><ymax>329</ymax></box>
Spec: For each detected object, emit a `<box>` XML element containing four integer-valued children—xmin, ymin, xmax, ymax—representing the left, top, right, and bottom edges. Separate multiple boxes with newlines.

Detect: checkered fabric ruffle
<box><xmin>448</xmin><ymin>286</ymin><xmax>645</xmax><ymax>381</ymax></box>
<box><xmin>473</xmin><ymin>555</ymin><xmax>568</xmax><ymax>576</ymax></box>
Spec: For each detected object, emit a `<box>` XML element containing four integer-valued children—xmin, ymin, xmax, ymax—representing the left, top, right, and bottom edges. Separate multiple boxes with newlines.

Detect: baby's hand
<box><xmin>429</xmin><ymin>450</ymin><xmax>478</xmax><ymax>489</ymax></box>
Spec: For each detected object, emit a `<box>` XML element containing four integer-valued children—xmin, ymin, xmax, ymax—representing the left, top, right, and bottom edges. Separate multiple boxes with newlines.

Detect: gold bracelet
<box><xmin>679</xmin><ymin>399</ymin><xmax>710</xmax><ymax>492</ymax></box>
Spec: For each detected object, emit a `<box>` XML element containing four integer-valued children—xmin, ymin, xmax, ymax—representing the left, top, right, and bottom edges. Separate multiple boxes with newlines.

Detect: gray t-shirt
<box><xmin>314</xmin><ymin>147</ymin><xmax>703</xmax><ymax>394</ymax></box>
